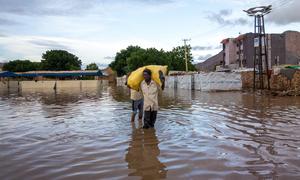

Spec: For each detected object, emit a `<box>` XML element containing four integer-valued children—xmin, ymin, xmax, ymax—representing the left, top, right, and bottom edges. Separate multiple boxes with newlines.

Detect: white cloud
<box><xmin>0</xmin><ymin>35</ymin><xmax>174</xmax><ymax>63</ymax></box>
<box><xmin>267</xmin><ymin>0</ymin><xmax>300</xmax><ymax>25</ymax></box>
<box><xmin>0</xmin><ymin>0</ymin><xmax>299</xmax><ymax>65</ymax></box>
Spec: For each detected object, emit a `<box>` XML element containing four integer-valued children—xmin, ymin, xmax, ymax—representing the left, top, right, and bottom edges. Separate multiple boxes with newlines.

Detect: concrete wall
<box><xmin>177</xmin><ymin>75</ymin><xmax>192</xmax><ymax>90</ymax></box>
<box><xmin>164</xmin><ymin>73</ymin><xmax>242</xmax><ymax>91</ymax></box>
<box><xmin>165</xmin><ymin>76</ymin><xmax>176</xmax><ymax>89</ymax></box>
<box><xmin>56</xmin><ymin>80</ymin><xmax>81</xmax><ymax>88</ymax></box>
<box><xmin>8</xmin><ymin>81</ymin><xmax>19</xmax><ymax>90</ymax></box>
<box><xmin>19</xmin><ymin>80</ymin><xmax>106</xmax><ymax>91</ymax></box>
<box><xmin>193</xmin><ymin>72</ymin><xmax>242</xmax><ymax>91</ymax></box>
<box><xmin>0</xmin><ymin>81</ymin><xmax>8</xmax><ymax>90</ymax></box>
<box><xmin>193</xmin><ymin>74</ymin><xmax>202</xmax><ymax>90</ymax></box>
<box><xmin>21</xmin><ymin>81</ymin><xmax>57</xmax><ymax>90</ymax></box>
<box><xmin>0</xmin><ymin>81</ymin><xmax>20</xmax><ymax>90</ymax></box>
<box><xmin>113</xmin><ymin>72</ymin><xmax>244</xmax><ymax>91</ymax></box>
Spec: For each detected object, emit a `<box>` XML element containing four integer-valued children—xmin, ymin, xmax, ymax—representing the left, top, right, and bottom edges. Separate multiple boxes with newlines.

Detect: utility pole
<box><xmin>183</xmin><ymin>38</ymin><xmax>191</xmax><ymax>72</ymax></box>
<box><xmin>244</xmin><ymin>5</ymin><xmax>272</xmax><ymax>90</ymax></box>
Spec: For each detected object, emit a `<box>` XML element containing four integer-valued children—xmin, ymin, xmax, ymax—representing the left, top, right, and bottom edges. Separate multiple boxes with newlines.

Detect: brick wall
<box><xmin>241</xmin><ymin>70</ymin><xmax>300</xmax><ymax>92</ymax></box>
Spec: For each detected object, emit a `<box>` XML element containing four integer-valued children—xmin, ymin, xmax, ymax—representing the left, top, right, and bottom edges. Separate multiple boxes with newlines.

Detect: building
<box><xmin>284</xmin><ymin>31</ymin><xmax>300</xmax><ymax>65</ymax></box>
<box><xmin>14</xmin><ymin>70</ymin><xmax>104</xmax><ymax>80</ymax></box>
<box><xmin>221</xmin><ymin>38</ymin><xmax>240</xmax><ymax>66</ymax></box>
<box><xmin>219</xmin><ymin>30</ymin><xmax>300</xmax><ymax>70</ymax></box>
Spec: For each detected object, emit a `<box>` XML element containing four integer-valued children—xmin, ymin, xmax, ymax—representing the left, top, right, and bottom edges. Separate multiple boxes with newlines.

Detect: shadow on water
<box><xmin>126</xmin><ymin>121</ymin><xmax>167</xmax><ymax>179</ymax></box>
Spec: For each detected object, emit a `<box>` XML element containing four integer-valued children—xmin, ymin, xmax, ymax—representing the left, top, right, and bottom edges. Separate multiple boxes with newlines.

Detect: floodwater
<box><xmin>0</xmin><ymin>86</ymin><xmax>300</xmax><ymax>180</ymax></box>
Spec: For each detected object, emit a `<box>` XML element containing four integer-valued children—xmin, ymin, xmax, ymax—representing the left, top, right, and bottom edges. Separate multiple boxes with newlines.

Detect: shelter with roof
<box><xmin>0</xmin><ymin>70</ymin><xmax>104</xmax><ymax>80</ymax></box>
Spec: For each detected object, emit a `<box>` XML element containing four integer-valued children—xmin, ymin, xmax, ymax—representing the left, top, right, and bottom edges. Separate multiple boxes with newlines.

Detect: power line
<box><xmin>190</xmin><ymin>23</ymin><xmax>230</xmax><ymax>39</ymax></box>
<box><xmin>271</xmin><ymin>0</ymin><xmax>292</xmax><ymax>11</ymax></box>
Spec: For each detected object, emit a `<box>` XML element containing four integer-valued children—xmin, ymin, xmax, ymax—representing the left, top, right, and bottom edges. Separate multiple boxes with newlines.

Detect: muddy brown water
<box><xmin>0</xmin><ymin>86</ymin><xmax>300</xmax><ymax>180</ymax></box>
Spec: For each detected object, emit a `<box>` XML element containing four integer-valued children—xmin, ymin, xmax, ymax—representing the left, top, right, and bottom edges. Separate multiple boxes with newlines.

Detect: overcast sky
<box><xmin>0</xmin><ymin>0</ymin><xmax>299</xmax><ymax>65</ymax></box>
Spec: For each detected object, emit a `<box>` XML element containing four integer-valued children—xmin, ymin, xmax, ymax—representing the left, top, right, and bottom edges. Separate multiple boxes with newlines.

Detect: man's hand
<box><xmin>159</xmin><ymin>70</ymin><xmax>165</xmax><ymax>90</ymax></box>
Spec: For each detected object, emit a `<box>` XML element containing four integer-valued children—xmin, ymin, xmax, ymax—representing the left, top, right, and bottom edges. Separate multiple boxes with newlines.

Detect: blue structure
<box><xmin>0</xmin><ymin>71</ymin><xmax>18</xmax><ymax>77</ymax></box>
<box><xmin>0</xmin><ymin>70</ymin><xmax>104</xmax><ymax>78</ymax></box>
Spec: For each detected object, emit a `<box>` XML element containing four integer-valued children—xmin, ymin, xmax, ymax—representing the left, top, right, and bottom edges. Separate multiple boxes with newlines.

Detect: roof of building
<box><xmin>1</xmin><ymin>70</ymin><xmax>104</xmax><ymax>78</ymax></box>
<box><xmin>0</xmin><ymin>71</ymin><xmax>18</xmax><ymax>77</ymax></box>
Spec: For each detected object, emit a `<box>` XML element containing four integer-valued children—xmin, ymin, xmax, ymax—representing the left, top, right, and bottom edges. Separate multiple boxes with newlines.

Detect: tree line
<box><xmin>3</xmin><ymin>45</ymin><xmax>197</xmax><ymax>74</ymax></box>
<box><xmin>2</xmin><ymin>50</ymin><xmax>99</xmax><ymax>72</ymax></box>
<box><xmin>109</xmin><ymin>45</ymin><xmax>196</xmax><ymax>76</ymax></box>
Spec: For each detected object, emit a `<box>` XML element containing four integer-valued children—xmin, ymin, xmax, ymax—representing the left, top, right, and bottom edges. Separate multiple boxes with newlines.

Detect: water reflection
<box><xmin>126</xmin><ymin>121</ymin><xmax>167</xmax><ymax>179</ymax></box>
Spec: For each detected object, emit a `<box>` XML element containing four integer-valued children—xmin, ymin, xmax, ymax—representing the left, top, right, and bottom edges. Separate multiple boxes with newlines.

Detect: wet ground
<box><xmin>0</xmin><ymin>85</ymin><xmax>300</xmax><ymax>180</ymax></box>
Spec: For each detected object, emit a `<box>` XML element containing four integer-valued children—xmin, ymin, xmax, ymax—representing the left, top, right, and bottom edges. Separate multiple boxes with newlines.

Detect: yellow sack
<box><xmin>127</xmin><ymin>65</ymin><xmax>168</xmax><ymax>91</ymax></box>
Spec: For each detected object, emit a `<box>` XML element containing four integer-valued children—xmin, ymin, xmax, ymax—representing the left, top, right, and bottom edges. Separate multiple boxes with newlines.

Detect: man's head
<box><xmin>143</xmin><ymin>68</ymin><xmax>152</xmax><ymax>82</ymax></box>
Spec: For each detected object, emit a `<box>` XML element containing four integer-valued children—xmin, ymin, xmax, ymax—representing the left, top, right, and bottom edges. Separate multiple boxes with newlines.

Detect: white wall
<box><xmin>194</xmin><ymin>74</ymin><xmax>202</xmax><ymax>90</ymax></box>
<box><xmin>195</xmin><ymin>72</ymin><xmax>242</xmax><ymax>91</ymax></box>
<box><xmin>20</xmin><ymin>80</ymin><xmax>105</xmax><ymax>91</ymax></box>
<box><xmin>81</xmin><ymin>80</ymin><xmax>100</xmax><ymax>88</ymax></box>
<box><xmin>0</xmin><ymin>81</ymin><xmax>8</xmax><ymax>90</ymax></box>
<box><xmin>21</xmin><ymin>81</ymin><xmax>56</xmax><ymax>90</ymax></box>
<box><xmin>165</xmin><ymin>76</ymin><xmax>176</xmax><ymax>89</ymax></box>
<box><xmin>165</xmin><ymin>72</ymin><xmax>242</xmax><ymax>91</ymax></box>
<box><xmin>177</xmin><ymin>75</ymin><xmax>192</xmax><ymax>89</ymax></box>
<box><xmin>0</xmin><ymin>81</ymin><xmax>20</xmax><ymax>91</ymax></box>
<box><xmin>8</xmin><ymin>81</ymin><xmax>19</xmax><ymax>90</ymax></box>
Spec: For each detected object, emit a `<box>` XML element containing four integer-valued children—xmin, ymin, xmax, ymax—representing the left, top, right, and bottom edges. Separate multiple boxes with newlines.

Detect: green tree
<box><xmin>168</xmin><ymin>45</ymin><xmax>196</xmax><ymax>71</ymax></box>
<box><xmin>109</xmin><ymin>46</ymin><xmax>142</xmax><ymax>76</ymax></box>
<box><xmin>85</xmin><ymin>63</ymin><xmax>99</xmax><ymax>70</ymax></box>
<box><xmin>109</xmin><ymin>45</ymin><xmax>196</xmax><ymax>76</ymax></box>
<box><xmin>3</xmin><ymin>60</ymin><xmax>41</xmax><ymax>72</ymax></box>
<box><xmin>41</xmin><ymin>50</ymin><xmax>82</xmax><ymax>71</ymax></box>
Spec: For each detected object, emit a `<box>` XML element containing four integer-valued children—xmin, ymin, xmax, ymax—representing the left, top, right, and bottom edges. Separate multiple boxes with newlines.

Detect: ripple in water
<box><xmin>0</xmin><ymin>86</ymin><xmax>300</xmax><ymax>180</ymax></box>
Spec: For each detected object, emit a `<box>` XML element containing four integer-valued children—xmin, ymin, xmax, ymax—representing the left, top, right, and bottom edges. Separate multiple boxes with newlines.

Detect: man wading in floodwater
<box><xmin>140</xmin><ymin>69</ymin><xmax>165</xmax><ymax>129</ymax></box>
<box><xmin>126</xmin><ymin>73</ymin><xmax>144</xmax><ymax>122</ymax></box>
<box><xmin>130</xmin><ymin>88</ymin><xmax>143</xmax><ymax>122</ymax></box>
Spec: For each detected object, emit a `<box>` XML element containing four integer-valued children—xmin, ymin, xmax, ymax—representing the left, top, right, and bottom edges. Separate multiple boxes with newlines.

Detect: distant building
<box><xmin>218</xmin><ymin>30</ymin><xmax>300</xmax><ymax>70</ymax></box>
<box><xmin>221</xmin><ymin>38</ymin><xmax>239</xmax><ymax>66</ymax></box>
<box><xmin>284</xmin><ymin>31</ymin><xmax>300</xmax><ymax>65</ymax></box>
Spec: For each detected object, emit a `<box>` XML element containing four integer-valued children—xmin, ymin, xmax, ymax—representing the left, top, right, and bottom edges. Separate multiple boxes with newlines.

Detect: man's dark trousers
<box><xmin>143</xmin><ymin>111</ymin><xmax>157</xmax><ymax>128</ymax></box>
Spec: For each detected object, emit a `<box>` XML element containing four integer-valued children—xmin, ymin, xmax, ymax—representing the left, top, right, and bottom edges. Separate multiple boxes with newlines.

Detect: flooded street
<box><xmin>0</xmin><ymin>86</ymin><xmax>300</xmax><ymax>180</ymax></box>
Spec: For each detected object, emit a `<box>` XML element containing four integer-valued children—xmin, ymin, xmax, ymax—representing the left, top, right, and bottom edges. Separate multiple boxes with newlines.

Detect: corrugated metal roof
<box><xmin>1</xmin><ymin>70</ymin><xmax>104</xmax><ymax>78</ymax></box>
<box><xmin>0</xmin><ymin>71</ymin><xmax>18</xmax><ymax>77</ymax></box>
